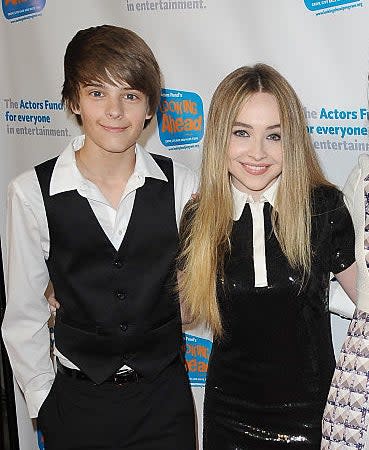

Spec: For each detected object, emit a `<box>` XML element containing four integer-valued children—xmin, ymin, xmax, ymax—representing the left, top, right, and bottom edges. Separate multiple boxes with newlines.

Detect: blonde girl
<box><xmin>180</xmin><ymin>64</ymin><xmax>356</xmax><ymax>449</ymax></box>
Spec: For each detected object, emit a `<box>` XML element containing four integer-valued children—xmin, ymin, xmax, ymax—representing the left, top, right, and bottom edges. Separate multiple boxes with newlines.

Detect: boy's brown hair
<box><xmin>62</xmin><ymin>25</ymin><xmax>161</xmax><ymax>127</ymax></box>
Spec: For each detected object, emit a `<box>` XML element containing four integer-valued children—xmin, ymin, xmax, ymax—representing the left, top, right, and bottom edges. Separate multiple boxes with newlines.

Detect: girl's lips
<box><xmin>240</xmin><ymin>163</ymin><xmax>270</xmax><ymax>175</ymax></box>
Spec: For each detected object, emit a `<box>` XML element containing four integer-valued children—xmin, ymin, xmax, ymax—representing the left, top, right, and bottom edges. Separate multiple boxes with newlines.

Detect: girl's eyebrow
<box><xmin>233</xmin><ymin>121</ymin><xmax>280</xmax><ymax>130</ymax></box>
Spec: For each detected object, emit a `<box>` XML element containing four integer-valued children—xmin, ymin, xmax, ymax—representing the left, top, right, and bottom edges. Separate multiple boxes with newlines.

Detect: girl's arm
<box><xmin>334</xmin><ymin>262</ymin><xmax>357</xmax><ymax>304</ymax></box>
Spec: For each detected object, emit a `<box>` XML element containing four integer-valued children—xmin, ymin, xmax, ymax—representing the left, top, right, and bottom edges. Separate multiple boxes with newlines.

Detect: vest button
<box><xmin>113</xmin><ymin>259</ymin><xmax>123</xmax><ymax>269</ymax></box>
<box><xmin>120</xmin><ymin>323</ymin><xmax>128</xmax><ymax>332</ymax></box>
<box><xmin>116</xmin><ymin>291</ymin><xmax>127</xmax><ymax>301</ymax></box>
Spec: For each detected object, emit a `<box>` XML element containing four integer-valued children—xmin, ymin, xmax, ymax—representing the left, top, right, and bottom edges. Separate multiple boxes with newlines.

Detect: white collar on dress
<box><xmin>231</xmin><ymin>177</ymin><xmax>280</xmax><ymax>221</ymax></box>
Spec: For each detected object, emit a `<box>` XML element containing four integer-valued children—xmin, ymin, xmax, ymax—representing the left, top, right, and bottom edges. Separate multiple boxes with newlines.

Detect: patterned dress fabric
<box><xmin>364</xmin><ymin>178</ymin><xmax>369</xmax><ymax>268</ymax></box>
<box><xmin>321</xmin><ymin>177</ymin><xmax>369</xmax><ymax>449</ymax></box>
<box><xmin>321</xmin><ymin>309</ymin><xmax>369</xmax><ymax>449</ymax></box>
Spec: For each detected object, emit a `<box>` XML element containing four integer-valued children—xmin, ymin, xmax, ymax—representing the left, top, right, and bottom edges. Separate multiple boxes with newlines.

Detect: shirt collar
<box><xmin>134</xmin><ymin>143</ymin><xmax>168</xmax><ymax>182</ymax></box>
<box><xmin>49</xmin><ymin>135</ymin><xmax>167</xmax><ymax>196</ymax></box>
<box><xmin>232</xmin><ymin>177</ymin><xmax>280</xmax><ymax>221</ymax></box>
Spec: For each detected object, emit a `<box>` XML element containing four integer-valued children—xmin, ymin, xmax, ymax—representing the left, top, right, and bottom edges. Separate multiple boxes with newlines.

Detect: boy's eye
<box><xmin>125</xmin><ymin>93</ymin><xmax>138</xmax><ymax>100</ymax></box>
<box><xmin>233</xmin><ymin>129</ymin><xmax>249</xmax><ymax>138</ymax></box>
<box><xmin>267</xmin><ymin>133</ymin><xmax>281</xmax><ymax>141</ymax></box>
<box><xmin>90</xmin><ymin>91</ymin><xmax>103</xmax><ymax>97</ymax></box>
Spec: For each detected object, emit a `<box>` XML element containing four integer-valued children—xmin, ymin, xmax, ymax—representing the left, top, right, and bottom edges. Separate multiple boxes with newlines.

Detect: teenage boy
<box><xmin>2</xmin><ymin>25</ymin><xmax>197</xmax><ymax>450</ymax></box>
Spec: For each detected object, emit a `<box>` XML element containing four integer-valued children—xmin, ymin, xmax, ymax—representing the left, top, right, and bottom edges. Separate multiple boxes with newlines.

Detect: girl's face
<box><xmin>228</xmin><ymin>92</ymin><xmax>283</xmax><ymax>200</ymax></box>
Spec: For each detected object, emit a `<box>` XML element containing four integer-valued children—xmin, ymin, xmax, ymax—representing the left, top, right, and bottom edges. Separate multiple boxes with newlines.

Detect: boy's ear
<box><xmin>71</xmin><ymin>103</ymin><xmax>80</xmax><ymax>115</ymax></box>
<box><xmin>145</xmin><ymin>99</ymin><xmax>153</xmax><ymax>120</ymax></box>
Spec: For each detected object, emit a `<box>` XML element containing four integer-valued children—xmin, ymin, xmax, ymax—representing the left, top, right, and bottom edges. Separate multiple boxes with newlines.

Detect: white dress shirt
<box><xmin>231</xmin><ymin>179</ymin><xmax>279</xmax><ymax>287</ymax></box>
<box><xmin>2</xmin><ymin>135</ymin><xmax>198</xmax><ymax>418</ymax></box>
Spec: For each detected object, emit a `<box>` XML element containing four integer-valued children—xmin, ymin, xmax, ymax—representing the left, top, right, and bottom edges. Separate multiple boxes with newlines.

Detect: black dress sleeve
<box><xmin>314</xmin><ymin>186</ymin><xmax>355</xmax><ymax>274</ymax></box>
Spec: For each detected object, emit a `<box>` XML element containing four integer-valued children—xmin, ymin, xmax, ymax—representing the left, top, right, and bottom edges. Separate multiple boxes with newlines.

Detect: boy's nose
<box><xmin>106</xmin><ymin>100</ymin><xmax>124</xmax><ymax>119</ymax></box>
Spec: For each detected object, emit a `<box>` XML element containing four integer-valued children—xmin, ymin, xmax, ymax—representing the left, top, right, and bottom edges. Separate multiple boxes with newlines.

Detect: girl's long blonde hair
<box><xmin>179</xmin><ymin>64</ymin><xmax>332</xmax><ymax>337</ymax></box>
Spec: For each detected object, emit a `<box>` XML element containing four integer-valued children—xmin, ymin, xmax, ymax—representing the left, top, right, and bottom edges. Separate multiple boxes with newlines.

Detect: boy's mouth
<box><xmin>101</xmin><ymin>124</ymin><xmax>128</xmax><ymax>133</ymax></box>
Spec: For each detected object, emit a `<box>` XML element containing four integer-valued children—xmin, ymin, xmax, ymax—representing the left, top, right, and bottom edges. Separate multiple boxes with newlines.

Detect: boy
<box><xmin>2</xmin><ymin>25</ymin><xmax>197</xmax><ymax>450</ymax></box>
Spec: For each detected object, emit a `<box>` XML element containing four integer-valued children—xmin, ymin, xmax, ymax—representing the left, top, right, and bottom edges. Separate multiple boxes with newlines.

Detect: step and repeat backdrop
<box><xmin>1</xmin><ymin>1</ymin><xmax>369</xmax><ymax>448</ymax></box>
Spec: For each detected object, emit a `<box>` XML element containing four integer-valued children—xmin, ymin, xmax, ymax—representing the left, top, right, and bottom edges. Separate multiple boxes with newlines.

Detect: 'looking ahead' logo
<box><xmin>2</xmin><ymin>0</ymin><xmax>46</xmax><ymax>22</ymax></box>
<box><xmin>157</xmin><ymin>88</ymin><xmax>204</xmax><ymax>150</ymax></box>
<box><xmin>304</xmin><ymin>0</ymin><xmax>363</xmax><ymax>14</ymax></box>
<box><xmin>183</xmin><ymin>333</ymin><xmax>212</xmax><ymax>387</ymax></box>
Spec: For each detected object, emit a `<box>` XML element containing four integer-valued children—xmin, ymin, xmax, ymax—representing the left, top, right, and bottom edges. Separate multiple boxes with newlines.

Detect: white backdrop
<box><xmin>1</xmin><ymin>1</ymin><xmax>368</xmax><ymax>448</ymax></box>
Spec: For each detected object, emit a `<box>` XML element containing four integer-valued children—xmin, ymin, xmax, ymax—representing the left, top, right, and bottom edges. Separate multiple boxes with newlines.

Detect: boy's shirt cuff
<box><xmin>25</xmin><ymin>383</ymin><xmax>54</xmax><ymax>419</ymax></box>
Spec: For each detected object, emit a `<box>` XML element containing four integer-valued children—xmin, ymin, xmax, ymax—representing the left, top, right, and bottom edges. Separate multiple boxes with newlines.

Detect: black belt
<box><xmin>56</xmin><ymin>360</ymin><xmax>140</xmax><ymax>384</ymax></box>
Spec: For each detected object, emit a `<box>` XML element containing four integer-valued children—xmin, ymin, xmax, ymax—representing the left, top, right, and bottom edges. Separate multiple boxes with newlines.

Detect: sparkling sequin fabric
<box><xmin>321</xmin><ymin>311</ymin><xmax>369</xmax><ymax>449</ymax></box>
<box><xmin>202</xmin><ymin>187</ymin><xmax>355</xmax><ymax>450</ymax></box>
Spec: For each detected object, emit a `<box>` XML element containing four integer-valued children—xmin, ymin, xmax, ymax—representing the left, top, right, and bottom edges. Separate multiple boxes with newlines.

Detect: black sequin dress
<box><xmin>203</xmin><ymin>187</ymin><xmax>355</xmax><ymax>450</ymax></box>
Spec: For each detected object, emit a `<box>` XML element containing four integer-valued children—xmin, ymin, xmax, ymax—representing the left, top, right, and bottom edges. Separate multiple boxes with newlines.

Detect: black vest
<box><xmin>35</xmin><ymin>154</ymin><xmax>181</xmax><ymax>384</ymax></box>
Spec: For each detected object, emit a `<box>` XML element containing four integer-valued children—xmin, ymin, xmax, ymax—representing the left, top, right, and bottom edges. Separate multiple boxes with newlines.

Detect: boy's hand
<box><xmin>44</xmin><ymin>281</ymin><xmax>60</xmax><ymax>312</ymax></box>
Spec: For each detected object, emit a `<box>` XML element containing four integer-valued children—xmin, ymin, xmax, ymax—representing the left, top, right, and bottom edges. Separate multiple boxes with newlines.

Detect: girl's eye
<box><xmin>267</xmin><ymin>133</ymin><xmax>281</xmax><ymax>141</ymax></box>
<box><xmin>233</xmin><ymin>129</ymin><xmax>249</xmax><ymax>138</ymax></box>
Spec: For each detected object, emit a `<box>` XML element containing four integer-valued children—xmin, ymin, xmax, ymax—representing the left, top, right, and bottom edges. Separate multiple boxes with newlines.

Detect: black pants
<box><xmin>37</xmin><ymin>360</ymin><xmax>196</xmax><ymax>450</ymax></box>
